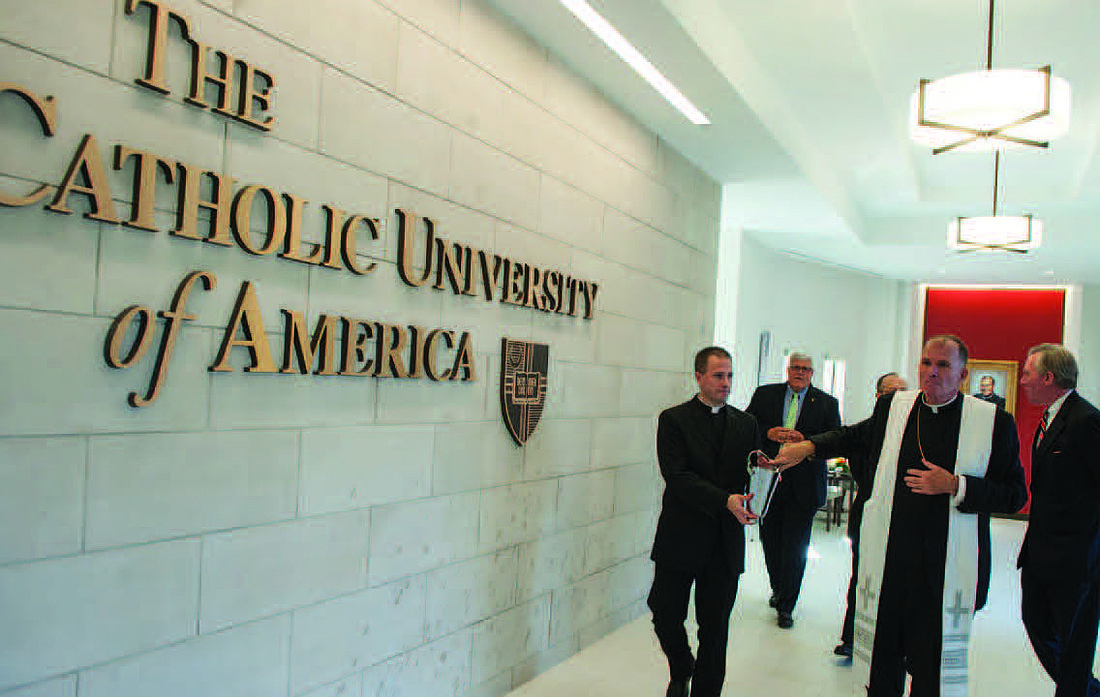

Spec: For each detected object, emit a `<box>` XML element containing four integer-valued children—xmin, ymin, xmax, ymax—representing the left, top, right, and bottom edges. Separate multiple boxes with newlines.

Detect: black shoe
<box><xmin>833</xmin><ymin>642</ymin><xmax>853</xmax><ymax>657</ymax></box>
<box><xmin>666</xmin><ymin>678</ymin><xmax>690</xmax><ymax>697</ymax></box>
<box><xmin>777</xmin><ymin>611</ymin><xmax>794</xmax><ymax>629</ymax></box>
<box><xmin>768</xmin><ymin>594</ymin><xmax>778</xmax><ymax>609</ymax></box>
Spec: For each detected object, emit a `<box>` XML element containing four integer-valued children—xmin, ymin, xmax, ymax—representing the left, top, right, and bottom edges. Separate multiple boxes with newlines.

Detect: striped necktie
<box><xmin>1036</xmin><ymin>409</ymin><xmax>1050</xmax><ymax>446</ymax></box>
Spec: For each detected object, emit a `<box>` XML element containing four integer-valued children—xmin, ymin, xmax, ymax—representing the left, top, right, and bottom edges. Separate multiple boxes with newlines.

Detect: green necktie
<box><xmin>785</xmin><ymin>393</ymin><xmax>799</xmax><ymax>428</ymax></box>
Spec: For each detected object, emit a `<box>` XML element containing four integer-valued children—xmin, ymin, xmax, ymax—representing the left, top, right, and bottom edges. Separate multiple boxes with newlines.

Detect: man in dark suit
<box><xmin>648</xmin><ymin>346</ymin><xmax>764</xmax><ymax>697</ymax></box>
<box><xmin>773</xmin><ymin>335</ymin><xmax>1027</xmax><ymax>696</ymax></box>
<box><xmin>1018</xmin><ymin>343</ymin><xmax>1100</xmax><ymax>697</ymax></box>
<box><xmin>974</xmin><ymin>375</ymin><xmax>1008</xmax><ymax>410</ymax></box>
<box><xmin>747</xmin><ymin>351</ymin><xmax>841</xmax><ymax>628</ymax></box>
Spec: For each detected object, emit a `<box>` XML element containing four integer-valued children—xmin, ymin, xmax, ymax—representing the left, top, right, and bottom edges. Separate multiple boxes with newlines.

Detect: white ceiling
<box><xmin>485</xmin><ymin>0</ymin><xmax>1100</xmax><ymax>284</ymax></box>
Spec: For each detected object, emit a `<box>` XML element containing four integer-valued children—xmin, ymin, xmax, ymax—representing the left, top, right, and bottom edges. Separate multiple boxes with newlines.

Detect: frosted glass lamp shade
<box><xmin>911</xmin><ymin>68</ymin><xmax>1071</xmax><ymax>153</ymax></box>
<box><xmin>948</xmin><ymin>214</ymin><xmax>1042</xmax><ymax>252</ymax></box>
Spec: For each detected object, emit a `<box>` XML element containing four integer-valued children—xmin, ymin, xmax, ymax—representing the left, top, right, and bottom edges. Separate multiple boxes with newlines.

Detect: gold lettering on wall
<box><xmin>233</xmin><ymin>63</ymin><xmax>275</xmax><ymax>131</ymax></box>
<box><xmin>501</xmin><ymin>259</ymin><xmax>525</xmax><ymax>306</ymax></box>
<box><xmin>541</xmin><ymin>270</ymin><xmax>559</xmax><ymax>312</ymax></box>
<box><xmin>451</xmin><ymin>332</ymin><xmax>478</xmax><ymax>382</ymax></box>
<box><xmin>279</xmin><ymin>193</ymin><xmax>323</xmax><ymax>265</ymax></box>
<box><xmin>396</xmin><ymin>209</ymin><xmax>434</xmax><ymax>287</ymax></box>
<box><xmin>341</xmin><ymin>318</ymin><xmax>375</xmax><ymax>375</ymax></box>
<box><xmin>17</xmin><ymin>118</ymin><xmax>382</xmax><ymax>275</ymax></box>
<box><xmin>434</xmin><ymin>239</ymin><xmax>464</xmax><ymax>293</ymax></box>
<box><xmin>103</xmin><ymin>271</ymin><xmax>216</xmax><ymax>407</ymax></box>
<box><xmin>3</xmin><ymin>78</ymin><xmax>597</xmax><ymax>315</ymax></box>
<box><xmin>478</xmin><ymin>250</ymin><xmax>503</xmax><ymax>302</ymax></box>
<box><xmin>133</xmin><ymin>270</ymin><xmax>216</xmax><ymax>406</ymax></box>
<box><xmin>320</xmin><ymin>205</ymin><xmax>349</xmax><ymax>271</ymax></box>
<box><xmin>185</xmin><ymin>42</ymin><xmax>236</xmax><ymax>116</ymax></box>
<box><xmin>12</xmin><ymin>122</ymin><xmax>383</xmax><ymax>277</ymax></box>
<box><xmin>127</xmin><ymin>0</ymin><xmax>275</xmax><ymax>130</ymax></box>
<box><xmin>172</xmin><ymin>163</ymin><xmax>235</xmax><ymax>244</ymax></box>
<box><xmin>5</xmin><ymin>48</ymin><xmax>612</xmax><ymax>407</ymax></box>
<box><xmin>581</xmin><ymin>281</ymin><xmax>599</xmax><ymax>320</ymax></box>
<box><xmin>424</xmin><ymin>329</ymin><xmax>455</xmax><ymax>381</ymax></box>
<box><xmin>105</xmin><ymin>305</ymin><xmax>154</xmax><ymax>368</ymax></box>
<box><xmin>395</xmin><ymin>210</ymin><xmax>600</xmax><ymax>319</ymax></box>
<box><xmin>460</xmin><ymin>247</ymin><xmax>477</xmax><ymax>297</ymax></box>
<box><xmin>0</xmin><ymin>83</ymin><xmax>58</xmax><ymax>207</ymax></box>
<box><xmin>525</xmin><ymin>266</ymin><xmax>542</xmax><ymax>310</ymax></box>
<box><xmin>403</xmin><ymin>326</ymin><xmax>423</xmax><ymax>379</ymax></box>
<box><xmin>232</xmin><ymin>185</ymin><xmax>286</xmax><ymax>255</ymax></box>
<box><xmin>210</xmin><ymin>280</ymin><xmax>278</xmax><ymax>373</ymax></box>
<box><xmin>103</xmin><ymin>268</ymin><xmax>482</xmax><ymax>405</ymax></box>
<box><xmin>126</xmin><ymin>0</ymin><xmax>193</xmax><ymax>95</ymax></box>
<box><xmin>46</xmin><ymin>134</ymin><xmax>120</xmax><ymax>223</ymax></box>
<box><xmin>115</xmin><ymin>145</ymin><xmax>176</xmax><ymax>232</ymax></box>
<box><xmin>281</xmin><ymin>311</ymin><xmax>338</xmax><ymax>375</ymax></box>
<box><xmin>341</xmin><ymin>215</ymin><xmax>379</xmax><ymax>276</ymax></box>
<box><xmin>201</xmin><ymin>276</ymin><xmax>477</xmax><ymax>383</ymax></box>
<box><xmin>374</xmin><ymin>324</ymin><xmax>409</xmax><ymax>378</ymax></box>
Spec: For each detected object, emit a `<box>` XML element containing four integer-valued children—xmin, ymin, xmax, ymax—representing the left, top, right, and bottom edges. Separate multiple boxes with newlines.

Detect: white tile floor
<box><xmin>508</xmin><ymin>517</ymin><xmax>1072</xmax><ymax>696</ymax></box>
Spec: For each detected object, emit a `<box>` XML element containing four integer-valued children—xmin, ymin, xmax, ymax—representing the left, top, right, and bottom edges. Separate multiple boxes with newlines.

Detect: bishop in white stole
<box><xmin>854</xmin><ymin>390</ymin><xmax>994</xmax><ymax>697</ymax></box>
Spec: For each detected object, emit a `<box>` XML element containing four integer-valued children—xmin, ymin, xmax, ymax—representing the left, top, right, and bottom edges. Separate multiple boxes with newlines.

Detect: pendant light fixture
<box><xmin>948</xmin><ymin>152</ymin><xmax>1041</xmax><ymax>253</ymax></box>
<box><xmin>910</xmin><ymin>0</ymin><xmax>1070</xmax><ymax>154</ymax></box>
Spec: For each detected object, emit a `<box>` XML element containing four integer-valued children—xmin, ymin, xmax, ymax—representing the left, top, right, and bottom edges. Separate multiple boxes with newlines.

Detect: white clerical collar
<box><xmin>921</xmin><ymin>391</ymin><xmax>958</xmax><ymax>413</ymax></box>
<box><xmin>696</xmin><ymin>396</ymin><xmax>725</xmax><ymax>414</ymax></box>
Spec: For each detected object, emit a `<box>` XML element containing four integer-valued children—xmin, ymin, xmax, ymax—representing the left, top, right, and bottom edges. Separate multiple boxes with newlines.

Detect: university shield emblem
<box><xmin>500</xmin><ymin>338</ymin><xmax>549</xmax><ymax>446</ymax></box>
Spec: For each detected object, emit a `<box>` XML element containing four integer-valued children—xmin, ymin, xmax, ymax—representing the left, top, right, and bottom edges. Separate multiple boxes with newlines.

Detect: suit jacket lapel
<box><xmin>773</xmin><ymin>385</ymin><xmax>785</xmax><ymax>428</ymax></box>
<box><xmin>795</xmin><ymin>387</ymin><xmax>813</xmax><ymax>431</ymax></box>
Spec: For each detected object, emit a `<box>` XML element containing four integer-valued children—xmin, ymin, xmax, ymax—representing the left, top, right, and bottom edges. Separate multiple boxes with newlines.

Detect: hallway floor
<box><xmin>507</xmin><ymin>517</ymin><xmax>1064</xmax><ymax>696</ymax></box>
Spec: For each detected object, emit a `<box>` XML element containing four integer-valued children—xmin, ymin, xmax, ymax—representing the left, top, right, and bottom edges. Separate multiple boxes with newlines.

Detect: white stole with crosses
<box><xmin>854</xmin><ymin>391</ymin><xmax>994</xmax><ymax>697</ymax></box>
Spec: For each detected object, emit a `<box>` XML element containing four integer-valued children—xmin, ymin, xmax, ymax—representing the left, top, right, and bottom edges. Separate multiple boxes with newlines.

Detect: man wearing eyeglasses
<box><xmin>747</xmin><ymin>351</ymin><xmax>841</xmax><ymax>628</ymax></box>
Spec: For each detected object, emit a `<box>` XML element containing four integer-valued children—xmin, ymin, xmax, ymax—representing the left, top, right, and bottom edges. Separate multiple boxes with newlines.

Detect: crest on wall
<box><xmin>500</xmin><ymin>338</ymin><xmax>549</xmax><ymax>446</ymax></box>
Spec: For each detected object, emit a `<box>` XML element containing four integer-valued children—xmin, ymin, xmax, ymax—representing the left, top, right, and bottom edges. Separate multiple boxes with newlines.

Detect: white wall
<box><xmin>713</xmin><ymin>221</ymin><xmax>743</xmax><ymax>352</ymax></box>
<box><xmin>1076</xmin><ymin>284</ymin><xmax>1100</xmax><ymax>403</ymax></box>
<box><xmin>723</xmin><ymin>233</ymin><xmax>911</xmax><ymax>421</ymax></box>
<box><xmin>0</xmin><ymin>1</ymin><xmax>721</xmax><ymax>695</ymax></box>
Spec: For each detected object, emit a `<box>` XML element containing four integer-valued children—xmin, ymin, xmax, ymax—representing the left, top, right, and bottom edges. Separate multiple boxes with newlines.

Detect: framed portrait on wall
<box><xmin>963</xmin><ymin>359</ymin><xmax>1018</xmax><ymax>415</ymax></box>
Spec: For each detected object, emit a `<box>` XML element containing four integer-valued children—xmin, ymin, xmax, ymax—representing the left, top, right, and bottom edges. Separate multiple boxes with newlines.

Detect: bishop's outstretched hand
<box><xmin>772</xmin><ymin>440</ymin><xmax>815</xmax><ymax>471</ymax></box>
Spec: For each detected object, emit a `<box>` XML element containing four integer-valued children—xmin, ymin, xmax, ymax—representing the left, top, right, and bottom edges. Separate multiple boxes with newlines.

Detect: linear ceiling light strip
<box><xmin>558</xmin><ymin>0</ymin><xmax>710</xmax><ymax>125</ymax></box>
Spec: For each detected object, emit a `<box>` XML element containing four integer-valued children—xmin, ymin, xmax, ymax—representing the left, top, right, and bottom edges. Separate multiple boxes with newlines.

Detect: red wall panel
<box><xmin>924</xmin><ymin>288</ymin><xmax>1065</xmax><ymax>514</ymax></box>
